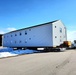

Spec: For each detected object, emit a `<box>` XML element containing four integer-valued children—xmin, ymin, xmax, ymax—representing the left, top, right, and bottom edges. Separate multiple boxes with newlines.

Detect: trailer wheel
<box><xmin>59</xmin><ymin>48</ymin><xmax>66</xmax><ymax>52</ymax></box>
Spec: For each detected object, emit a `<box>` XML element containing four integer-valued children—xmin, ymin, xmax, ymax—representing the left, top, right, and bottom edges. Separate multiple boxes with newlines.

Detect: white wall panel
<box><xmin>3</xmin><ymin>23</ymin><xmax>53</xmax><ymax>47</ymax></box>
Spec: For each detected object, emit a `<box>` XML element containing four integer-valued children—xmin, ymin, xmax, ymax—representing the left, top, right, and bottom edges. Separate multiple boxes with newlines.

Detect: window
<box><xmin>55</xmin><ymin>36</ymin><xmax>57</xmax><ymax>38</ymax></box>
<box><xmin>15</xmin><ymin>34</ymin><xmax>17</xmax><ymax>36</ymax></box>
<box><xmin>29</xmin><ymin>38</ymin><xmax>31</xmax><ymax>40</ymax></box>
<box><xmin>74</xmin><ymin>40</ymin><xmax>76</xmax><ymax>43</ymax></box>
<box><xmin>11</xmin><ymin>35</ymin><xmax>12</xmax><ymax>37</ymax></box>
<box><xmin>55</xmin><ymin>26</ymin><xmax>56</xmax><ymax>28</ymax></box>
<box><xmin>25</xmin><ymin>31</ymin><xmax>27</xmax><ymax>35</ymax></box>
<box><xmin>64</xmin><ymin>27</ymin><xmax>66</xmax><ymax>38</ymax></box>
<box><xmin>60</xmin><ymin>39</ymin><xmax>62</xmax><ymax>42</ymax></box>
<box><xmin>60</xmin><ymin>28</ymin><xmax>62</xmax><ymax>33</ymax></box>
<box><xmin>19</xmin><ymin>41</ymin><xmax>21</xmax><ymax>43</ymax></box>
<box><xmin>15</xmin><ymin>41</ymin><xmax>16</xmax><ymax>43</ymax></box>
<box><xmin>20</xmin><ymin>33</ymin><xmax>22</xmax><ymax>36</ymax></box>
<box><xmin>25</xmin><ymin>41</ymin><xmax>27</xmax><ymax>43</ymax></box>
<box><xmin>25</xmin><ymin>40</ymin><xmax>27</xmax><ymax>43</ymax></box>
<box><xmin>29</xmin><ymin>29</ymin><xmax>31</xmax><ymax>31</ymax></box>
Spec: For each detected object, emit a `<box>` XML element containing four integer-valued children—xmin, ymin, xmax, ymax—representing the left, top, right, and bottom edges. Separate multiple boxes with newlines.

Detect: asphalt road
<box><xmin>0</xmin><ymin>49</ymin><xmax>76</xmax><ymax>75</ymax></box>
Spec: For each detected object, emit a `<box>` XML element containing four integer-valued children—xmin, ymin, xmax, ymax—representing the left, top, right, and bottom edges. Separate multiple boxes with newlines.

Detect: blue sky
<box><xmin>0</xmin><ymin>0</ymin><xmax>76</xmax><ymax>41</ymax></box>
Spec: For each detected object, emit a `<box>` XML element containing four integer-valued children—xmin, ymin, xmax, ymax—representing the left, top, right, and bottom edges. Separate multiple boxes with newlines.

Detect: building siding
<box><xmin>52</xmin><ymin>20</ymin><xmax>67</xmax><ymax>46</ymax></box>
<box><xmin>3</xmin><ymin>20</ymin><xmax>67</xmax><ymax>48</ymax></box>
<box><xmin>3</xmin><ymin>23</ymin><xmax>53</xmax><ymax>47</ymax></box>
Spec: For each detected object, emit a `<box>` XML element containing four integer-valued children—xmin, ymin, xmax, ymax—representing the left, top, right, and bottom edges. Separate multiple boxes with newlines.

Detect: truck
<box><xmin>72</xmin><ymin>40</ymin><xmax>76</xmax><ymax>49</ymax></box>
<box><xmin>3</xmin><ymin>20</ymin><xmax>71</xmax><ymax>51</ymax></box>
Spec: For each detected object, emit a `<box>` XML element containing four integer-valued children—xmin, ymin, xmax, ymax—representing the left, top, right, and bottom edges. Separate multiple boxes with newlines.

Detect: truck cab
<box><xmin>73</xmin><ymin>40</ymin><xmax>76</xmax><ymax>48</ymax></box>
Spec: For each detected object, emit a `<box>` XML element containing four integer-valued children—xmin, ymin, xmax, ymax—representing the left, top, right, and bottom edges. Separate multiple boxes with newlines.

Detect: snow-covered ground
<box><xmin>0</xmin><ymin>52</ymin><xmax>18</xmax><ymax>58</ymax></box>
<box><xmin>0</xmin><ymin>47</ymin><xmax>39</xmax><ymax>58</ymax></box>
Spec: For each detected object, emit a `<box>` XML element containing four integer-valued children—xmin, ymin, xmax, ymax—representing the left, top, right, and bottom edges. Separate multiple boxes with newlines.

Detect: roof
<box><xmin>0</xmin><ymin>34</ymin><xmax>3</xmax><ymax>36</ymax></box>
<box><xmin>5</xmin><ymin>20</ymin><xmax>59</xmax><ymax>34</ymax></box>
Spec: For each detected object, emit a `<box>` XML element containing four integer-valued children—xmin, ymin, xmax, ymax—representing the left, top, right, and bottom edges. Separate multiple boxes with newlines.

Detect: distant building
<box><xmin>0</xmin><ymin>34</ymin><xmax>3</xmax><ymax>46</ymax></box>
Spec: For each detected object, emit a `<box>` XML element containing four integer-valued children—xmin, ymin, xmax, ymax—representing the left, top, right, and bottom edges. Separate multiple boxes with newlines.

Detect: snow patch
<box><xmin>0</xmin><ymin>47</ymin><xmax>39</xmax><ymax>58</ymax></box>
<box><xmin>0</xmin><ymin>47</ymin><xmax>13</xmax><ymax>52</ymax></box>
<box><xmin>11</xmin><ymin>49</ymin><xmax>38</xmax><ymax>54</ymax></box>
<box><xmin>0</xmin><ymin>52</ymin><xmax>18</xmax><ymax>58</ymax></box>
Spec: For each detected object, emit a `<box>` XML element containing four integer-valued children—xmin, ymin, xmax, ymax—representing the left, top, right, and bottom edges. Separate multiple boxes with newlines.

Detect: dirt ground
<box><xmin>0</xmin><ymin>49</ymin><xmax>76</xmax><ymax>75</ymax></box>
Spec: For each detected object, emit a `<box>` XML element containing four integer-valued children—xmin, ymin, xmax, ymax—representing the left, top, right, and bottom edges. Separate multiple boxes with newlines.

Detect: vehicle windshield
<box><xmin>74</xmin><ymin>40</ymin><xmax>76</xmax><ymax>43</ymax></box>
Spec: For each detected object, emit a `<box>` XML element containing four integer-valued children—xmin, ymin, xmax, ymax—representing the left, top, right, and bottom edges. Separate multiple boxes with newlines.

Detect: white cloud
<box><xmin>6</xmin><ymin>27</ymin><xmax>16</xmax><ymax>31</ymax></box>
<box><xmin>0</xmin><ymin>27</ymin><xmax>16</xmax><ymax>34</ymax></box>
<box><xmin>67</xmin><ymin>25</ymin><xmax>76</xmax><ymax>30</ymax></box>
<box><xmin>0</xmin><ymin>30</ymin><xmax>5</xmax><ymax>34</ymax></box>
<box><xmin>67</xmin><ymin>30</ymin><xmax>76</xmax><ymax>42</ymax></box>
